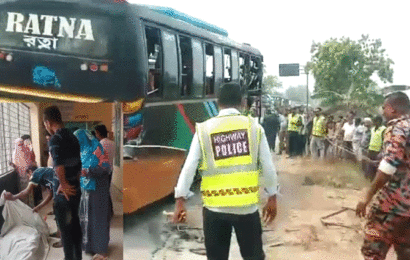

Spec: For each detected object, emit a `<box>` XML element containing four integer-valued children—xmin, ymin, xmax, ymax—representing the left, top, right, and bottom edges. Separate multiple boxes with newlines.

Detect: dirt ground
<box><xmin>126</xmin><ymin>154</ymin><xmax>399</xmax><ymax>260</ymax></box>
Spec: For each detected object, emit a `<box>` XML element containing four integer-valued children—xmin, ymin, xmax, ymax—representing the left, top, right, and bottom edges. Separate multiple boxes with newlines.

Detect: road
<box><xmin>124</xmin><ymin>154</ymin><xmax>398</xmax><ymax>260</ymax></box>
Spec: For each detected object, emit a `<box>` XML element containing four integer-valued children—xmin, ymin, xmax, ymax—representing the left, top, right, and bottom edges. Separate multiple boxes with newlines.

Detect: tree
<box><xmin>285</xmin><ymin>85</ymin><xmax>311</xmax><ymax>104</ymax></box>
<box><xmin>307</xmin><ymin>35</ymin><xmax>394</xmax><ymax>111</ymax></box>
<box><xmin>262</xmin><ymin>75</ymin><xmax>282</xmax><ymax>95</ymax></box>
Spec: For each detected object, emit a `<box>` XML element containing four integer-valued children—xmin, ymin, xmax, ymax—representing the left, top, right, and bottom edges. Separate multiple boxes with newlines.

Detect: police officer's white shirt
<box><xmin>174</xmin><ymin>108</ymin><xmax>278</xmax><ymax>215</ymax></box>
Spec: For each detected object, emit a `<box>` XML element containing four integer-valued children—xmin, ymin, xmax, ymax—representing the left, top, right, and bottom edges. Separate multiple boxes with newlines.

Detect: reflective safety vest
<box><xmin>196</xmin><ymin>114</ymin><xmax>261</xmax><ymax>207</ymax></box>
<box><xmin>368</xmin><ymin>126</ymin><xmax>386</xmax><ymax>152</ymax></box>
<box><xmin>288</xmin><ymin>114</ymin><xmax>301</xmax><ymax>132</ymax></box>
<box><xmin>312</xmin><ymin>115</ymin><xmax>326</xmax><ymax>137</ymax></box>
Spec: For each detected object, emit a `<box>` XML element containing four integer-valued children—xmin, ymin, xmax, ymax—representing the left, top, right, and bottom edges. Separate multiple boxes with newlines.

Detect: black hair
<box><xmin>354</xmin><ymin>117</ymin><xmax>362</xmax><ymax>126</ymax></box>
<box><xmin>385</xmin><ymin>91</ymin><xmax>410</xmax><ymax>113</ymax></box>
<box><xmin>43</xmin><ymin>106</ymin><xmax>62</xmax><ymax>123</ymax></box>
<box><xmin>21</xmin><ymin>135</ymin><xmax>31</xmax><ymax>140</ymax></box>
<box><xmin>374</xmin><ymin>115</ymin><xmax>383</xmax><ymax>124</ymax></box>
<box><xmin>94</xmin><ymin>124</ymin><xmax>108</xmax><ymax>138</ymax></box>
<box><xmin>218</xmin><ymin>83</ymin><xmax>243</xmax><ymax>107</ymax></box>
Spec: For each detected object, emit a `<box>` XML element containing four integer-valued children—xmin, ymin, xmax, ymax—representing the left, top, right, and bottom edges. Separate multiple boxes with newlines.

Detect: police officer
<box><xmin>310</xmin><ymin>107</ymin><xmax>327</xmax><ymax>159</ymax></box>
<box><xmin>173</xmin><ymin>83</ymin><xmax>278</xmax><ymax>260</ymax></box>
<box><xmin>287</xmin><ymin>107</ymin><xmax>302</xmax><ymax>157</ymax></box>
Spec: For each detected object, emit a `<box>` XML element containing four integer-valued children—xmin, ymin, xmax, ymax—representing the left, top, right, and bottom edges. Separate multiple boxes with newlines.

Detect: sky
<box><xmin>128</xmin><ymin>0</ymin><xmax>409</xmax><ymax>93</ymax></box>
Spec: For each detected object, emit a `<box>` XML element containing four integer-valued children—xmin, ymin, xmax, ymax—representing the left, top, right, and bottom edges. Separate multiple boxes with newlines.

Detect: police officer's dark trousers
<box><xmin>203</xmin><ymin>207</ymin><xmax>265</xmax><ymax>260</ymax></box>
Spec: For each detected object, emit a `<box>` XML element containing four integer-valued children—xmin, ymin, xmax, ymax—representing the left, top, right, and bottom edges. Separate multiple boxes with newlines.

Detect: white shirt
<box><xmin>343</xmin><ymin>122</ymin><xmax>355</xmax><ymax>142</ymax></box>
<box><xmin>100</xmin><ymin>138</ymin><xmax>115</xmax><ymax>171</ymax></box>
<box><xmin>174</xmin><ymin>108</ymin><xmax>278</xmax><ymax>215</ymax></box>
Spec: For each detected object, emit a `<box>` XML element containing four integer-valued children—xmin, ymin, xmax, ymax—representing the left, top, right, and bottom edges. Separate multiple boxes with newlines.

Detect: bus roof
<box><xmin>132</xmin><ymin>4</ymin><xmax>262</xmax><ymax>57</ymax></box>
<box><xmin>141</xmin><ymin>5</ymin><xmax>228</xmax><ymax>37</ymax></box>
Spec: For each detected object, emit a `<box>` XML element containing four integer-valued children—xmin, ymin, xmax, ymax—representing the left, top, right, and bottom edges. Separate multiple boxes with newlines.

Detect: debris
<box><xmin>320</xmin><ymin>207</ymin><xmax>360</xmax><ymax>230</ymax></box>
<box><xmin>302</xmin><ymin>176</ymin><xmax>315</xmax><ymax>186</ymax></box>
<box><xmin>285</xmin><ymin>228</ymin><xmax>300</xmax><ymax>232</ymax></box>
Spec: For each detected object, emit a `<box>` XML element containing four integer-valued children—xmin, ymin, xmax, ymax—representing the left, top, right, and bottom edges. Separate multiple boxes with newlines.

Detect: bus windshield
<box><xmin>0</xmin><ymin>10</ymin><xmax>111</xmax><ymax>58</ymax></box>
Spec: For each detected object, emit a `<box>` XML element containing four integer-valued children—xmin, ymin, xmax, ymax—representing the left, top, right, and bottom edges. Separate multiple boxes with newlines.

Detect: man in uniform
<box><xmin>287</xmin><ymin>107</ymin><xmax>302</xmax><ymax>157</ymax></box>
<box><xmin>173</xmin><ymin>83</ymin><xmax>278</xmax><ymax>260</ymax></box>
<box><xmin>310</xmin><ymin>107</ymin><xmax>327</xmax><ymax>160</ymax></box>
<box><xmin>366</xmin><ymin>115</ymin><xmax>386</xmax><ymax>181</ymax></box>
<box><xmin>356</xmin><ymin>92</ymin><xmax>410</xmax><ymax>260</ymax></box>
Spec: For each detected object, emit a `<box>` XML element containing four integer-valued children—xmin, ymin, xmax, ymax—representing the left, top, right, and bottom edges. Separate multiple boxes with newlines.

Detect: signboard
<box><xmin>279</xmin><ymin>63</ymin><xmax>300</xmax><ymax>77</ymax></box>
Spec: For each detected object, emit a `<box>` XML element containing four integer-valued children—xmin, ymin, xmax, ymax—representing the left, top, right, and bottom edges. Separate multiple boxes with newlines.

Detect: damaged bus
<box><xmin>0</xmin><ymin>0</ymin><xmax>264</xmax><ymax>215</ymax></box>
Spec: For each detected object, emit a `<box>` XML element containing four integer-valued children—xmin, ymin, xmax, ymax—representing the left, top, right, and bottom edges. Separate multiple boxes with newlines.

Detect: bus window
<box><xmin>239</xmin><ymin>53</ymin><xmax>251</xmax><ymax>87</ymax></box>
<box><xmin>145</xmin><ymin>27</ymin><xmax>163</xmax><ymax>97</ymax></box>
<box><xmin>205</xmin><ymin>43</ymin><xmax>214</xmax><ymax>95</ymax></box>
<box><xmin>161</xmin><ymin>30</ymin><xmax>179</xmax><ymax>100</ymax></box>
<box><xmin>0</xmin><ymin>103</ymin><xmax>31</xmax><ymax>176</ymax></box>
<box><xmin>250</xmin><ymin>56</ymin><xmax>262</xmax><ymax>89</ymax></box>
<box><xmin>179</xmin><ymin>35</ymin><xmax>192</xmax><ymax>97</ymax></box>
<box><xmin>231</xmin><ymin>50</ymin><xmax>239</xmax><ymax>83</ymax></box>
<box><xmin>191</xmin><ymin>39</ymin><xmax>204</xmax><ymax>98</ymax></box>
<box><xmin>214</xmin><ymin>46</ymin><xmax>223</xmax><ymax>94</ymax></box>
<box><xmin>224</xmin><ymin>49</ymin><xmax>232</xmax><ymax>83</ymax></box>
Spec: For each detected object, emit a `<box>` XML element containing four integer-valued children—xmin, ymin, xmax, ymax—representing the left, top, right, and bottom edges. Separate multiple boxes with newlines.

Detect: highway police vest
<box><xmin>368</xmin><ymin>126</ymin><xmax>386</xmax><ymax>152</ymax></box>
<box><xmin>196</xmin><ymin>114</ymin><xmax>261</xmax><ymax>207</ymax></box>
<box><xmin>312</xmin><ymin>115</ymin><xmax>326</xmax><ymax>137</ymax></box>
<box><xmin>288</xmin><ymin>114</ymin><xmax>300</xmax><ymax>132</ymax></box>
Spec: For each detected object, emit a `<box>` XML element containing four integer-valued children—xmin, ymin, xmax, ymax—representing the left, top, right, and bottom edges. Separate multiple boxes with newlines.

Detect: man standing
<box><xmin>173</xmin><ymin>83</ymin><xmax>278</xmax><ymax>260</ymax></box>
<box><xmin>366</xmin><ymin>116</ymin><xmax>387</xmax><ymax>181</ymax></box>
<box><xmin>310</xmin><ymin>107</ymin><xmax>327</xmax><ymax>160</ymax></box>
<box><xmin>287</xmin><ymin>107</ymin><xmax>302</xmax><ymax>158</ymax></box>
<box><xmin>43</xmin><ymin>106</ymin><xmax>82</xmax><ymax>260</ymax></box>
<box><xmin>95</xmin><ymin>124</ymin><xmax>115</xmax><ymax>183</ymax></box>
<box><xmin>341</xmin><ymin>111</ymin><xmax>356</xmax><ymax>161</ymax></box>
<box><xmin>262</xmin><ymin>109</ymin><xmax>280</xmax><ymax>152</ymax></box>
<box><xmin>356</xmin><ymin>92</ymin><xmax>410</xmax><ymax>260</ymax></box>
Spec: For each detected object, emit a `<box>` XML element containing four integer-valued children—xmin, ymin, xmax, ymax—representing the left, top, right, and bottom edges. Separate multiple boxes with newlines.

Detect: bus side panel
<box><xmin>123</xmin><ymin>101</ymin><xmax>218</xmax><ymax>213</ymax></box>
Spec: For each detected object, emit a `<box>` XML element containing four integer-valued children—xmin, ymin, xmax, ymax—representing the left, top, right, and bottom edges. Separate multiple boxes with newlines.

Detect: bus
<box><xmin>0</xmin><ymin>0</ymin><xmax>264</xmax><ymax>214</ymax></box>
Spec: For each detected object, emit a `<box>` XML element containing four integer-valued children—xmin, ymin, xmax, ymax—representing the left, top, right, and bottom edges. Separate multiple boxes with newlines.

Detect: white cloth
<box><xmin>343</xmin><ymin>122</ymin><xmax>355</xmax><ymax>142</ymax></box>
<box><xmin>174</xmin><ymin>108</ymin><xmax>278</xmax><ymax>215</ymax></box>
<box><xmin>0</xmin><ymin>191</ymin><xmax>49</xmax><ymax>260</ymax></box>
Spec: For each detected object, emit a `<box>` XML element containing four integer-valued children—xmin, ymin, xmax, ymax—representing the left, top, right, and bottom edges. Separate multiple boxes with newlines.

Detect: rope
<box><xmin>323</xmin><ymin>136</ymin><xmax>380</xmax><ymax>164</ymax></box>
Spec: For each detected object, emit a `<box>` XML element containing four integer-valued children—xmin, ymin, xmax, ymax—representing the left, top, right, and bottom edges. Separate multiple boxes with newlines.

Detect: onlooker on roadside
<box><xmin>325</xmin><ymin>115</ymin><xmax>335</xmax><ymax>159</ymax></box>
<box><xmin>352</xmin><ymin>118</ymin><xmax>365</xmax><ymax>162</ymax></box>
<box><xmin>262</xmin><ymin>109</ymin><xmax>281</xmax><ymax>152</ymax></box>
<box><xmin>310</xmin><ymin>107</ymin><xmax>327</xmax><ymax>160</ymax></box>
<box><xmin>287</xmin><ymin>107</ymin><xmax>302</xmax><ymax>158</ymax></box>
<box><xmin>341</xmin><ymin>111</ymin><xmax>356</xmax><ymax>161</ymax></box>
<box><xmin>366</xmin><ymin>115</ymin><xmax>386</xmax><ymax>181</ymax></box>
<box><xmin>334</xmin><ymin>116</ymin><xmax>345</xmax><ymax>158</ymax></box>
<box><xmin>277</xmin><ymin>108</ymin><xmax>288</xmax><ymax>155</ymax></box>
<box><xmin>360</xmin><ymin>117</ymin><xmax>373</xmax><ymax>176</ymax></box>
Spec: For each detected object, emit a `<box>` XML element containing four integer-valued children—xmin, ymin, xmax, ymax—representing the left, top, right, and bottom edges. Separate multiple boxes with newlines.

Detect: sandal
<box><xmin>49</xmin><ymin>232</ymin><xmax>60</xmax><ymax>238</ymax></box>
<box><xmin>52</xmin><ymin>241</ymin><xmax>63</xmax><ymax>248</ymax></box>
<box><xmin>92</xmin><ymin>254</ymin><xmax>108</xmax><ymax>260</ymax></box>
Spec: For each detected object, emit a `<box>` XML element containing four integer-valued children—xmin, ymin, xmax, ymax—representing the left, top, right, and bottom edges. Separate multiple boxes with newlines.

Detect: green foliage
<box><xmin>262</xmin><ymin>75</ymin><xmax>282</xmax><ymax>95</ymax></box>
<box><xmin>307</xmin><ymin>35</ymin><xmax>394</xmax><ymax>111</ymax></box>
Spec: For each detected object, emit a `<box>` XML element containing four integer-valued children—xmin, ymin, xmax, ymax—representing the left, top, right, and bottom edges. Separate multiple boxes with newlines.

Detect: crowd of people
<box><xmin>261</xmin><ymin>105</ymin><xmax>387</xmax><ymax>181</ymax></box>
<box><xmin>4</xmin><ymin>106</ymin><xmax>115</xmax><ymax>260</ymax></box>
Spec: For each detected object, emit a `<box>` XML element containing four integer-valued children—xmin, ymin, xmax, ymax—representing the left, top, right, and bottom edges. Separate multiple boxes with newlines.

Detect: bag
<box><xmin>80</xmin><ymin>177</ymin><xmax>96</xmax><ymax>191</ymax></box>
